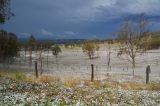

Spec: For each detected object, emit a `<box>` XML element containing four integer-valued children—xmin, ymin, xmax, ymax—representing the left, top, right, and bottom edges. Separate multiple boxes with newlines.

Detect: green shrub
<box><xmin>147</xmin><ymin>34</ymin><xmax>160</xmax><ymax>50</ymax></box>
<box><xmin>148</xmin><ymin>38</ymin><xmax>160</xmax><ymax>49</ymax></box>
<box><xmin>12</xmin><ymin>72</ymin><xmax>27</xmax><ymax>81</ymax></box>
<box><xmin>24</xmin><ymin>102</ymin><xmax>31</xmax><ymax>106</ymax></box>
<box><xmin>16</xmin><ymin>99</ymin><xmax>23</xmax><ymax>105</ymax></box>
<box><xmin>44</xmin><ymin>97</ymin><xmax>51</xmax><ymax>106</ymax></box>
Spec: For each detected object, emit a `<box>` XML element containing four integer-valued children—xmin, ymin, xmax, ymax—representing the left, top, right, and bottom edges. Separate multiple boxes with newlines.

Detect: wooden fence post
<box><xmin>35</xmin><ymin>61</ymin><xmax>38</xmax><ymax>78</ymax></box>
<box><xmin>146</xmin><ymin>65</ymin><xmax>151</xmax><ymax>84</ymax></box>
<box><xmin>91</xmin><ymin>64</ymin><xmax>94</xmax><ymax>82</ymax></box>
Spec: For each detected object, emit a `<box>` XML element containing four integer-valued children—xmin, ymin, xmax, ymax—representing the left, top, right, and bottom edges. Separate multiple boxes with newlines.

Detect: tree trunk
<box><xmin>40</xmin><ymin>59</ymin><xmax>43</xmax><ymax>75</ymax></box>
<box><xmin>47</xmin><ymin>50</ymin><xmax>49</xmax><ymax>67</ymax></box>
<box><xmin>24</xmin><ymin>46</ymin><xmax>27</xmax><ymax>62</ymax></box>
<box><xmin>146</xmin><ymin>65</ymin><xmax>151</xmax><ymax>84</ymax></box>
<box><xmin>39</xmin><ymin>49</ymin><xmax>43</xmax><ymax>75</ymax></box>
<box><xmin>91</xmin><ymin>64</ymin><xmax>94</xmax><ymax>82</ymax></box>
<box><xmin>29</xmin><ymin>50</ymin><xmax>32</xmax><ymax>66</ymax></box>
<box><xmin>97</xmin><ymin>51</ymin><xmax>99</xmax><ymax>57</ymax></box>
<box><xmin>132</xmin><ymin>59</ymin><xmax>135</xmax><ymax>76</ymax></box>
<box><xmin>107</xmin><ymin>49</ymin><xmax>111</xmax><ymax>71</ymax></box>
<box><xmin>35</xmin><ymin>61</ymin><xmax>38</xmax><ymax>78</ymax></box>
<box><xmin>89</xmin><ymin>53</ymin><xmax>92</xmax><ymax>59</ymax></box>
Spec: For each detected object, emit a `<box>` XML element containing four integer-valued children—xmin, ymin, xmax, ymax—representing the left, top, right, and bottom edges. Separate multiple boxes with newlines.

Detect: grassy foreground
<box><xmin>0</xmin><ymin>71</ymin><xmax>160</xmax><ymax>106</ymax></box>
<box><xmin>1</xmin><ymin>71</ymin><xmax>160</xmax><ymax>91</ymax></box>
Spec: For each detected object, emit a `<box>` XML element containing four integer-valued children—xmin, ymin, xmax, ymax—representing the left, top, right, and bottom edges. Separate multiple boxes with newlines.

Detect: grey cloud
<box><xmin>20</xmin><ymin>33</ymin><xmax>30</xmax><ymax>38</ymax></box>
<box><xmin>41</xmin><ymin>29</ymin><xmax>53</xmax><ymax>36</ymax></box>
<box><xmin>64</xmin><ymin>31</ymin><xmax>78</xmax><ymax>35</ymax></box>
<box><xmin>1</xmin><ymin>0</ymin><xmax>160</xmax><ymax>39</ymax></box>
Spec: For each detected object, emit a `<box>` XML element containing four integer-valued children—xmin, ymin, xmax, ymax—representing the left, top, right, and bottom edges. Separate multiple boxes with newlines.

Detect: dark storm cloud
<box><xmin>0</xmin><ymin>0</ymin><xmax>160</xmax><ymax>39</ymax></box>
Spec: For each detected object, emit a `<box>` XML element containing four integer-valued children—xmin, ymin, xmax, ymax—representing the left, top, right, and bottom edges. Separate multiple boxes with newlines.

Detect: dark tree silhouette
<box><xmin>0</xmin><ymin>0</ymin><xmax>14</xmax><ymax>23</ymax></box>
<box><xmin>52</xmin><ymin>45</ymin><xmax>61</xmax><ymax>58</ymax></box>
<box><xmin>0</xmin><ymin>30</ymin><xmax>19</xmax><ymax>63</ymax></box>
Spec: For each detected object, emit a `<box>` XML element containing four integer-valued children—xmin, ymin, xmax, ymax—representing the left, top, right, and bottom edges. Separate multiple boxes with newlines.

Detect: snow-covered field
<box><xmin>0</xmin><ymin>46</ymin><xmax>160</xmax><ymax>105</ymax></box>
<box><xmin>1</xmin><ymin>47</ymin><xmax>160</xmax><ymax>83</ymax></box>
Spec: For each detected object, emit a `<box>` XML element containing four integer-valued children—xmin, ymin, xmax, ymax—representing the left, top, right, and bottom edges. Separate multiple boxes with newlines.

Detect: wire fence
<box><xmin>0</xmin><ymin>49</ymin><xmax>160</xmax><ymax>82</ymax></box>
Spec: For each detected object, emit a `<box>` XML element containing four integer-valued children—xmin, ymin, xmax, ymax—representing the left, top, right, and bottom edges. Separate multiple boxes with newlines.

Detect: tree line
<box><xmin>0</xmin><ymin>30</ymin><xmax>19</xmax><ymax>63</ymax></box>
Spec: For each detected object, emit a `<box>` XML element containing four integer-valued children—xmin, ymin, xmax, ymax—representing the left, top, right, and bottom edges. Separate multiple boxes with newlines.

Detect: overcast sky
<box><xmin>0</xmin><ymin>0</ymin><xmax>160</xmax><ymax>39</ymax></box>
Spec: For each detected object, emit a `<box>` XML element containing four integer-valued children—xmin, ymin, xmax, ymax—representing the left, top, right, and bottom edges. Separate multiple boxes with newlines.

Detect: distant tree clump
<box><xmin>147</xmin><ymin>33</ymin><xmax>160</xmax><ymax>50</ymax></box>
<box><xmin>0</xmin><ymin>30</ymin><xmax>19</xmax><ymax>63</ymax></box>
<box><xmin>52</xmin><ymin>45</ymin><xmax>61</xmax><ymax>58</ymax></box>
<box><xmin>64</xmin><ymin>43</ymin><xmax>70</xmax><ymax>48</ymax></box>
<box><xmin>82</xmin><ymin>41</ymin><xmax>96</xmax><ymax>59</ymax></box>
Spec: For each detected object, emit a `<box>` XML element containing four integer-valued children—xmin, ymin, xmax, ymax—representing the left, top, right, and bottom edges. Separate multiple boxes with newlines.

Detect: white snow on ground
<box><xmin>1</xmin><ymin>48</ymin><xmax>160</xmax><ymax>83</ymax></box>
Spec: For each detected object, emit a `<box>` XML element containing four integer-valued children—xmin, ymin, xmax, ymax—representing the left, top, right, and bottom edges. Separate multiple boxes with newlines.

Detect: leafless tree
<box><xmin>117</xmin><ymin>13</ymin><xmax>150</xmax><ymax>75</ymax></box>
<box><xmin>107</xmin><ymin>44</ymin><xmax>111</xmax><ymax>71</ymax></box>
<box><xmin>95</xmin><ymin>43</ymin><xmax>100</xmax><ymax>57</ymax></box>
<box><xmin>37</xmin><ymin>44</ymin><xmax>44</xmax><ymax>75</ymax></box>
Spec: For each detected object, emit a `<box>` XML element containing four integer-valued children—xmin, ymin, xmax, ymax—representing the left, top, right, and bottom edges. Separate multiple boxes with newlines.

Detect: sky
<box><xmin>0</xmin><ymin>0</ymin><xmax>160</xmax><ymax>39</ymax></box>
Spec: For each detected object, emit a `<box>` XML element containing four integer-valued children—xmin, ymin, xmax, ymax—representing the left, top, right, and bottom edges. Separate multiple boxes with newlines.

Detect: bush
<box><xmin>0</xmin><ymin>30</ymin><xmax>19</xmax><ymax>63</ymax></box>
<box><xmin>52</xmin><ymin>45</ymin><xmax>62</xmax><ymax>58</ymax></box>
<box><xmin>82</xmin><ymin>42</ymin><xmax>96</xmax><ymax>59</ymax></box>
<box><xmin>12</xmin><ymin>72</ymin><xmax>27</xmax><ymax>81</ymax></box>
<box><xmin>148</xmin><ymin>38</ymin><xmax>160</xmax><ymax>49</ymax></box>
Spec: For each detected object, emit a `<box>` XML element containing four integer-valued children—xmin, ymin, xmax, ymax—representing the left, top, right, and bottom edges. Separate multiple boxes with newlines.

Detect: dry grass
<box><xmin>119</xmin><ymin>83</ymin><xmax>146</xmax><ymax>90</ymax></box>
<box><xmin>0</xmin><ymin>71</ymin><xmax>60</xmax><ymax>84</ymax></box>
<box><xmin>147</xmin><ymin>82</ymin><xmax>160</xmax><ymax>91</ymax></box>
<box><xmin>84</xmin><ymin>80</ymin><xmax>101</xmax><ymax>87</ymax></box>
<box><xmin>64</xmin><ymin>79</ymin><xmax>81</xmax><ymax>87</ymax></box>
<box><xmin>118</xmin><ymin>82</ymin><xmax>160</xmax><ymax>91</ymax></box>
<box><xmin>102</xmin><ymin>81</ymin><xmax>119</xmax><ymax>88</ymax></box>
<box><xmin>102</xmin><ymin>80</ymin><xmax>160</xmax><ymax>91</ymax></box>
<box><xmin>0</xmin><ymin>71</ymin><xmax>160</xmax><ymax>91</ymax></box>
<box><xmin>64</xmin><ymin>79</ymin><xmax>101</xmax><ymax>88</ymax></box>
<box><xmin>37</xmin><ymin>75</ymin><xmax>60</xmax><ymax>83</ymax></box>
<box><xmin>23</xmin><ymin>74</ymin><xmax>61</xmax><ymax>84</ymax></box>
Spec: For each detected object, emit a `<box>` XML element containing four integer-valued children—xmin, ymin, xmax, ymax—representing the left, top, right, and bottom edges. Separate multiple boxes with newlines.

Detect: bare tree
<box><xmin>95</xmin><ymin>43</ymin><xmax>100</xmax><ymax>57</ymax></box>
<box><xmin>39</xmin><ymin>46</ymin><xmax>44</xmax><ymax>75</ymax></box>
<box><xmin>117</xmin><ymin>13</ymin><xmax>150</xmax><ymax>75</ymax></box>
<box><xmin>107</xmin><ymin>44</ymin><xmax>111</xmax><ymax>71</ymax></box>
<box><xmin>24</xmin><ymin>44</ymin><xmax>27</xmax><ymax>62</ymax></box>
<box><xmin>27</xmin><ymin>35</ymin><xmax>36</xmax><ymax>66</ymax></box>
<box><xmin>45</xmin><ymin>41</ymin><xmax>53</xmax><ymax>67</ymax></box>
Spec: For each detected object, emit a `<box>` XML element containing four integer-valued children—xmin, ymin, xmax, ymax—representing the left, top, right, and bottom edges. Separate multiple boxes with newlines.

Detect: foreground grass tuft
<box><xmin>147</xmin><ymin>82</ymin><xmax>160</xmax><ymax>91</ymax></box>
<box><xmin>0</xmin><ymin>71</ymin><xmax>160</xmax><ymax>91</ymax></box>
<box><xmin>11</xmin><ymin>72</ymin><xmax>27</xmax><ymax>81</ymax></box>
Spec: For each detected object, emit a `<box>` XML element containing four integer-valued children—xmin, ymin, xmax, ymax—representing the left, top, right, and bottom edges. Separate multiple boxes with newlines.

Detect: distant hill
<box><xmin>149</xmin><ymin>32</ymin><xmax>160</xmax><ymax>49</ymax></box>
<box><xmin>18</xmin><ymin>38</ymin><xmax>86</xmax><ymax>44</ymax></box>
